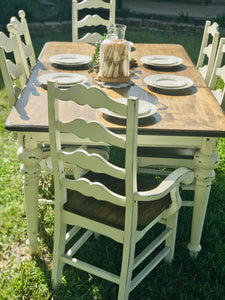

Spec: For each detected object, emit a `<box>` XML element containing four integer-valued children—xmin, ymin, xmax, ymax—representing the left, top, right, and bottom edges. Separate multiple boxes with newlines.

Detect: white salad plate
<box><xmin>140</xmin><ymin>55</ymin><xmax>183</xmax><ymax>68</ymax></box>
<box><xmin>100</xmin><ymin>99</ymin><xmax>157</xmax><ymax>119</ymax></box>
<box><xmin>49</xmin><ymin>54</ymin><xmax>92</xmax><ymax>66</ymax></box>
<box><xmin>38</xmin><ymin>72</ymin><xmax>87</xmax><ymax>87</ymax></box>
<box><xmin>144</xmin><ymin>74</ymin><xmax>193</xmax><ymax>90</ymax></box>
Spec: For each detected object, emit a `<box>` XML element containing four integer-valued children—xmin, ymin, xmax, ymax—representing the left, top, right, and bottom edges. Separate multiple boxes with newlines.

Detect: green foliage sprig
<box><xmin>88</xmin><ymin>34</ymin><xmax>106</xmax><ymax>73</ymax></box>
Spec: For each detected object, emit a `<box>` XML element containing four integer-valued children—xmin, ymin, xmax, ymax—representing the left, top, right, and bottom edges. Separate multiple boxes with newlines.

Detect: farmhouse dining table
<box><xmin>5</xmin><ymin>41</ymin><xmax>225</xmax><ymax>256</ymax></box>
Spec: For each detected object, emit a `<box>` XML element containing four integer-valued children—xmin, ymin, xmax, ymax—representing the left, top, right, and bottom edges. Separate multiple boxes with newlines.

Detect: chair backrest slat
<box><xmin>61</xmin><ymin>177</ymin><xmax>126</xmax><ymax>207</ymax></box>
<box><xmin>59</xmin><ymin>149</ymin><xmax>126</xmax><ymax>179</ymax></box>
<box><xmin>6</xmin><ymin>59</ymin><xmax>23</xmax><ymax>78</ymax></box>
<box><xmin>72</xmin><ymin>0</ymin><xmax>116</xmax><ymax>43</ymax></box>
<box><xmin>56</xmin><ymin>118</ymin><xmax>126</xmax><ymax>148</ymax></box>
<box><xmin>78</xmin><ymin>32</ymin><xmax>104</xmax><ymax>44</ymax></box>
<box><xmin>78</xmin><ymin>14</ymin><xmax>112</xmax><ymax>27</ymax></box>
<box><xmin>56</xmin><ymin>83</ymin><xmax>127</xmax><ymax>114</ymax></box>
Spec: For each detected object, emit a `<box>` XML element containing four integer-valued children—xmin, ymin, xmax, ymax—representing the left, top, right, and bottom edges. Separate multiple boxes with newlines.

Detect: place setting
<box><xmin>140</xmin><ymin>55</ymin><xmax>183</xmax><ymax>69</ymax></box>
<box><xmin>100</xmin><ymin>97</ymin><xmax>158</xmax><ymax>126</ymax></box>
<box><xmin>144</xmin><ymin>73</ymin><xmax>194</xmax><ymax>95</ymax></box>
<box><xmin>38</xmin><ymin>72</ymin><xmax>88</xmax><ymax>88</ymax></box>
<box><xmin>49</xmin><ymin>53</ymin><xmax>92</xmax><ymax>69</ymax></box>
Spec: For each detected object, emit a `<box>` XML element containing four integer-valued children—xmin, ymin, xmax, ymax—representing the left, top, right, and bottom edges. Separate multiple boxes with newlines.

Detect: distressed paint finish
<box><xmin>188</xmin><ymin>137</ymin><xmax>220</xmax><ymax>256</ymax></box>
<box><xmin>17</xmin><ymin>133</ymin><xmax>43</xmax><ymax>254</ymax></box>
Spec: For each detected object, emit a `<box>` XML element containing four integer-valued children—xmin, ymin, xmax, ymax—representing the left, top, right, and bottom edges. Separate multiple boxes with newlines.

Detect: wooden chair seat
<box><xmin>65</xmin><ymin>172</ymin><xmax>171</xmax><ymax>231</ymax></box>
<box><xmin>137</xmin><ymin>147</ymin><xmax>197</xmax><ymax>159</ymax></box>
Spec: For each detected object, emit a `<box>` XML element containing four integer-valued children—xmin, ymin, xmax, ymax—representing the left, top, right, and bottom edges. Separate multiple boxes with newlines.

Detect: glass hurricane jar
<box><xmin>98</xmin><ymin>25</ymin><xmax>131</xmax><ymax>82</ymax></box>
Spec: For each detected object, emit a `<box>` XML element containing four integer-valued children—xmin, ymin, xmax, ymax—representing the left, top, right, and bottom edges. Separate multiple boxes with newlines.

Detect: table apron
<box><xmin>18</xmin><ymin>132</ymin><xmax>204</xmax><ymax>148</ymax></box>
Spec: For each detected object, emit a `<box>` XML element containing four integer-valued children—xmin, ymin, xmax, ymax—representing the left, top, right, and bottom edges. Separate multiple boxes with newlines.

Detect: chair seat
<box><xmin>137</xmin><ymin>147</ymin><xmax>198</xmax><ymax>159</ymax></box>
<box><xmin>65</xmin><ymin>172</ymin><xmax>172</xmax><ymax>231</ymax></box>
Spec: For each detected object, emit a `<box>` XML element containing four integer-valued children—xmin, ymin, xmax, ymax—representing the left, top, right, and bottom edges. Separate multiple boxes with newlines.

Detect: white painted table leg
<box><xmin>17</xmin><ymin>133</ymin><xmax>42</xmax><ymax>254</ymax></box>
<box><xmin>188</xmin><ymin>137</ymin><xmax>220</xmax><ymax>257</ymax></box>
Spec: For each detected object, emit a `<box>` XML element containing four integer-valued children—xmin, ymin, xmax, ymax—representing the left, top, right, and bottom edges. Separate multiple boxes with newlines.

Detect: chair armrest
<box><xmin>134</xmin><ymin>167</ymin><xmax>194</xmax><ymax>202</ymax></box>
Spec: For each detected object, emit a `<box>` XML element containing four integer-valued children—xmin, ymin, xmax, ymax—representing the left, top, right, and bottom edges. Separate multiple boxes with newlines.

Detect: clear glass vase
<box><xmin>98</xmin><ymin>24</ymin><xmax>130</xmax><ymax>82</ymax></box>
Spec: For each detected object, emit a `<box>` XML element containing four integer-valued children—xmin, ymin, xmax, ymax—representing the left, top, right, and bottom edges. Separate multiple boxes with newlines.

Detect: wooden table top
<box><xmin>5</xmin><ymin>41</ymin><xmax>225</xmax><ymax>137</ymax></box>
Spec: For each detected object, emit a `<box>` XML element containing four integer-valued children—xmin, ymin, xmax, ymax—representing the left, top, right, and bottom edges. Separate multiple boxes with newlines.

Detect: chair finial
<box><xmin>18</xmin><ymin>10</ymin><xmax>26</xmax><ymax>19</ymax></box>
<box><xmin>7</xmin><ymin>23</ymin><xmax>16</xmax><ymax>34</ymax></box>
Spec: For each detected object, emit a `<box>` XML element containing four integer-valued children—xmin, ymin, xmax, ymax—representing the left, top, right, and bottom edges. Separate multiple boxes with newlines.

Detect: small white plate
<box><xmin>144</xmin><ymin>74</ymin><xmax>193</xmax><ymax>90</ymax></box>
<box><xmin>49</xmin><ymin>54</ymin><xmax>92</xmax><ymax>66</ymax></box>
<box><xmin>100</xmin><ymin>99</ymin><xmax>157</xmax><ymax>119</ymax></box>
<box><xmin>140</xmin><ymin>55</ymin><xmax>183</xmax><ymax>68</ymax></box>
<box><xmin>38</xmin><ymin>72</ymin><xmax>87</xmax><ymax>87</ymax></box>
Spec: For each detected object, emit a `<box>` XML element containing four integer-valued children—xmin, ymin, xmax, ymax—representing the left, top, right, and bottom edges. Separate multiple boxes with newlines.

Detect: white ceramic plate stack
<box><xmin>49</xmin><ymin>54</ymin><xmax>92</xmax><ymax>67</ymax></box>
<box><xmin>144</xmin><ymin>74</ymin><xmax>193</xmax><ymax>90</ymax></box>
<box><xmin>140</xmin><ymin>55</ymin><xmax>183</xmax><ymax>68</ymax></box>
<box><xmin>100</xmin><ymin>99</ymin><xmax>157</xmax><ymax>119</ymax></box>
<box><xmin>38</xmin><ymin>72</ymin><xmax>87</xmax><ymax>88</ymax></box>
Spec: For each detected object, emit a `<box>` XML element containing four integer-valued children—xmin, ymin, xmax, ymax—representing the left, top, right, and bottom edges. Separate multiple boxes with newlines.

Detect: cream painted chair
<box><xmin>48</xmin><ymin>81</ymin><xmax>194</xmax><ymax>299</ymax></box>
<box><xmin>0</xmin><ymin>30</ymin><xmax>27</xmax><ymax>106</ymax></box>
<box><xmin>9</xmin><ymin>10</ymin><xmax>36</xmax><ymax>78</ymax></box>
<box><xmin>137</xmin><ymin>22</ymin><xmax>220</xmax><ymax>201</ymax></box>
<box><xmin>196</xmin><ymin>20</ymin><xmax>219</xmax><ymax>86</ymax></box>
<box><xmin>72</xmin><ymin>0</ymin><xmax>115</xmax><ymax>43</ymax></box>
<box><xmin>209</xmin><ymin>37</ymin><xmax>225</xmax><ymax>111</ymax></box>
<box><xmin>137</xmin><ymin>22</ymin><xmax>220</xmax><ymax>202</ymax></box>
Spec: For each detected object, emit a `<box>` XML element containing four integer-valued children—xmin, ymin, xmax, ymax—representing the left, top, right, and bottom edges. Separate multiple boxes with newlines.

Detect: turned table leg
<box><xmin>188</xmin><ymin>137</ymin><xmax>220</xmax><ymax>257</ymax></box>
<box><xmin>17</xmin><ymin>133</ymin><xmax>43</xmax><ymax>254</ymax></box>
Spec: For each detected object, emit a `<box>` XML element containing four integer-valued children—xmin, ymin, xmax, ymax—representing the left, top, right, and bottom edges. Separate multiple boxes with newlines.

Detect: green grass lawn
<box><xmin>0</xmin><ymin>29</ymin><xmax>225</xmax><ymax>299</ymax></box>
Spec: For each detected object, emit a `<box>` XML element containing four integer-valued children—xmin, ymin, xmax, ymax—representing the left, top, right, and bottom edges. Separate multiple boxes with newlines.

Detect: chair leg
<box><xmin>117</xmin><ymin>237</ymin><xmax>135</xmax><ymax>300</ymax></box>
<box><xmin>94</xmin><ymin>232</ymin><xmax>100</xmax><ymax>240</ymax></box>
<box><xmin>165</xmin><ymin>212</ymin><xmax>179</xmax><ymax>263</ymax></box>
<box><xmin>52</xmin><ymin>222</ymin><xmax>67</xmax><ymax>289</ymax></box>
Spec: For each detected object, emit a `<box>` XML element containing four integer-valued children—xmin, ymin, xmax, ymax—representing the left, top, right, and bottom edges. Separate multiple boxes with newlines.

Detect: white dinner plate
<box><xmin>49</xmin><ymin>54</ymin><xmax>92</xmax><ymax>66</ymax></box>
<box><xmin>38</xmin><ymin>72</ymin><xmax>87</xmax><ymax>87</ymax></box>
<box><xmin>144</xmin><ymin>74</ymin><xmax>193</xmax><ymax>90</ymax></box>
<box><xmin>100</xmin><ymin>99</ymin><xmax>157</xmax><ymax>119</ymax></box>
<box><xmin>140</xmin><ymin>55</ymin><xmax>183</xmax><ymax>68</ymax></box>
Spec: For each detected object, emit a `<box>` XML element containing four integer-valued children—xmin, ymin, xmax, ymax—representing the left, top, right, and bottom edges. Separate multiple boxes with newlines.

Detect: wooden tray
<box><xmin>98</xmin><ymin>75</ymin><xmax>131</xmax><ymax>83</ymax></box>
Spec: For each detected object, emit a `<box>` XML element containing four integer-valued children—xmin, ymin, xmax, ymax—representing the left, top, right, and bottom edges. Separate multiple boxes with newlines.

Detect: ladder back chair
<box><xmin>48</xmin><ymin>81</ymin><xmax>194</xmax><ymax>299</ymax></box>
<box><xmin>0</xmin><ymin>30</ymin><xmax>26</xmax><ymax>106</ymax></box>
<box><xmin>209</xmin><ymin>37</ymin><xmax>225</xmax><ymax>111</ymax></box>
<box><xmin>137</xmin><ymin>23</ymin><xmax>221</xmax><ymax>205</ymax></box>
<box><xmin>137</xmin><ymin>24</ymin><xmax>221</xmax><ymax>202</ymax></box>
<box><xmin>9</xmin><ymin>10</ymin><xmax>109</xmax><ymax>200</ymax></box>
<box><xmin>196</xmin><ymin>20</ymin><xmax>219</xmax><ymax>86</ymax></box>
<box><xmin>9</xmin><ymin>10</ymin><xmax>36</xmax><ymax>78</ymax></box>
<box><xmin>72</xmin><ymin>0</ymin><xmax>116</xmax><ymax>43</ymax></box>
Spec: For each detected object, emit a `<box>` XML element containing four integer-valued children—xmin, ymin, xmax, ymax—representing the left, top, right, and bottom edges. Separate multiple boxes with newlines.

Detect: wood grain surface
<box><xmin>5</xmin><ymin>42</ymin><xmax>225</xmax><ymax>137</ymax></box>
